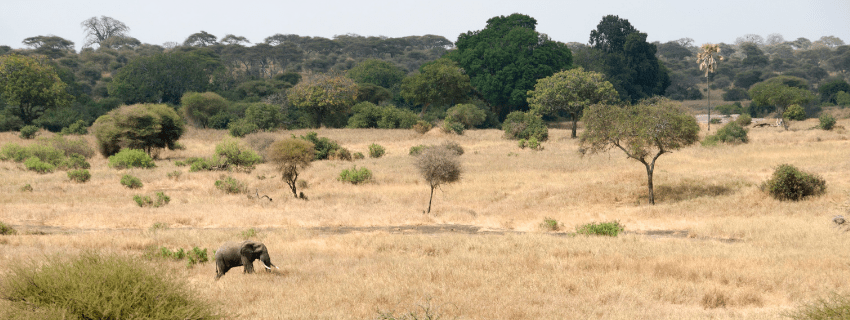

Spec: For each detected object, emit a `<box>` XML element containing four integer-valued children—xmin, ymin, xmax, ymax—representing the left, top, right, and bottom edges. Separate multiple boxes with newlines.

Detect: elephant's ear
<box><xmin>240</xmin><ymin>242</ymin><xmax>258</xmax><ymax>258</ymax></box>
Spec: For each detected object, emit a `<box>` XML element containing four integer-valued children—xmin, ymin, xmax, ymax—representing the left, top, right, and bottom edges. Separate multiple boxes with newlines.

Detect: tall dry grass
<box><xmin>1</xmin><ymin>118</ymin><xmax>849</xmax><ymax>319</ymax></box>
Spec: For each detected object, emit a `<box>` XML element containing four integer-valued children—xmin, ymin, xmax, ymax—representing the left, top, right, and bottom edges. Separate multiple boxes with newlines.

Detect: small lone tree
<box><xmin>527</xmin><ymin>67</ymin><xmax>619</xmax><ymax>138</ymax></box>
<box><xmin>580</xmin><ymin>97</ymin><xmax>700</xmax><ymax>204</ymax></box>
<box><xmin>415</xmin><ymin>145</ymin><xmax>462</xmax><ymax>213</ymax></box>
<box><xmin>267</xmin><ymin>139</ymin><xmax>315</xmax><ymax>198</ymax></box>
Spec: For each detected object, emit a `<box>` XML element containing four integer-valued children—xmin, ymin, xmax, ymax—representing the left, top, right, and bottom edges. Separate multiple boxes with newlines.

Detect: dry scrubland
<box><xmin>1</xmin><ymin>117</ymin><xmax>849</xmax><ymax>319</ymax></box>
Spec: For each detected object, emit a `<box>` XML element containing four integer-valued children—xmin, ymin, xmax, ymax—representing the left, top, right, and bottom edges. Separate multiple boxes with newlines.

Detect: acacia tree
<box><xmin>0</xmin><ymin>54</ymin><xmax>71</xmax><ymax>125</ymax></box>
<box><xmin>22</xmin><ymin>35</ymin><xmax>75</xmax><ymax>58</ymax></box>
<box><xmin>415</xmin><ymin>145</ymin><xmax>462</xmax><ymax>214</ymax></box>
<box><xmin>748</xmin><ymin>79</ymin><xmax>816</xmax><ymax>130</ymax></box>
<box><xmin>697</xmin><ymin>44</ymin><xmax>722</xmax><ymax>131</ymax></box>
<box><xmin>527</xmin><ymin>67</ymin><xmax>619</xmax><ymax>138</ymax></box>
<box><xmin>287</xmin><ymin>72</ymin><xmax>358</xmax><ymax>128</ymax></box>
<box><xmin>346</xmin><ymin>59</ymin><xmax>406</xmax><ymax>89</ymax></box>
<box><xmin>80</xmin><ymin>16</ymin><xmax>131</xmax><ymax>48</ymax></box>
<box><xmin>267</xmin><ymin>138</ymin><xmax>315</xmax><ymax>198</ymax></box>
<box><xmin>91</xmin><ymin>103</ymin><xmax>185</xmax><ymax>157</ymax></box>
<box><xmin>580</xmin><ymin>97</ymin><xmax>700</xmax><ymax>205</ymax></box>
<box><xmin>183</xmin><ymin>31</ymin><xmax>218</xmax><ymax>47</ymax></box>
<box><xmin>400</xmin><ymin>58</ymin><xmax>472</xmax><ymax>116</ymax></box>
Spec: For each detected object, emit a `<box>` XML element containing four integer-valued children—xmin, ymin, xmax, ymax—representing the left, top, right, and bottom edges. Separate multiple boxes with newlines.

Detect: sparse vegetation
<box><xmin>762</xmin><ymin>164</ymin><xmax>826</xmax><ymax>201</ymax></box>
<box><xmin>19</xmin><ymin>184</ymin><xmax>32</xmax><ymax>192</ymax></box>
<box><xmin>0</xmin><ymin>221</ymin><xmax>16</xmax><ymax>235</ymax></box>
<box><xmin>540</xmin><ymin>218</ymin><xmax>560</xmax><ymax>231</ymax></box>
<box><xmin>576</xmin><ymin>221</ymin><xmax>624</xmax><ymax>237</ymax></box>
<box><xmin>215</xmin><ymin>176</ymin><xmax>248</xmax><ymax>194</ymax></box>
<box><xmin>786</xmin><ymin>293</ymin><xmax>850</xmax><ymax>320</ymax></box>
<box><xmin>145</xmin><ymin>246</ymin><xmax>210</xmax><ymax>268</ymax></box>
<box><xmin>134</xmin><ymin>192</ymin><xmax>170</xmax><ymax>207</ymax></box>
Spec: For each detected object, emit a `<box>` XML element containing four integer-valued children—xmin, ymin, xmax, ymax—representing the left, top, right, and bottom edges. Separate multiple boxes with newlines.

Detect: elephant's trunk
<box><xmin>261</xmin><ymin>260</ymin><xmax>272</xmax><ymax>270</ymax></box>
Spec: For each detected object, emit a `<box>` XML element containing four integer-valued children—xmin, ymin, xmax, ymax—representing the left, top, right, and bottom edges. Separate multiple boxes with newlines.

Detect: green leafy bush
<box><xmin>369</xmin><ymin>143</ymin><xmax>386</xmax><ymax>158</ymax></box>
<box><xmin>520</xmin><ymin>137</ymin><xmax>543</xmax><ymax>150</ymax></box>
<box><xmin>0</xmin><ymin>221</ymin><xmax>16</xmax><ymax>235</ymax></box>
<box><xmin>188</xmin><ymin>155</ymin><xmax>226</xmax><ymax>172</ymax></box>
<box><xmin>441</xmin><ymin>119</ymin><xmax>464</xmax><ymax>135</ymax></box>
<box><xmin>214</xmin><ymin>138</ymin><xmax>262</xmax><ymax>170</ymax></box>
<box><xmin>133</xmin><ymin>195</ymin><xmax>152</xmax><ymax>207</ymax></box>
<box><xmin>736</xmin><ymin>114</ymin><xmax>752</xmax><ymax>126</ymax></box>
<box><xmin>134</xmin><ymin>192</ymin><xmax>170</xmax><ymax>208</ymax></box>
<box><xmin>228</xmin><ymin>118</ymin><xmax>260</xmax><ymax>138</ymax></box>
<box><xmin>784</xmin><ymin>104</ymin><xmax>807</xmax><ymax>121</ymax></box>
<box><xmin>180</xmin><ymin>91</ymin><xmax>229</xmax><ymax>128</ymax></box>
<box><xmin>24</xmin><ymin>157</ymin><xmax>55</xmax><ymax>174</ymax></box>
<box><xmin>576</xmin><ymin>221</ymin><xmax>624</xmax><ymax>237</ymax></box>
<box><xmin>347</xmin><ymin>102</ymin><xmax>418</xmax><ymax>129</ymax></box>
<box><xmin>722</xmin><ymin>87</ymin><xmax>750</xmax><ymax>101</ymax></box>
<box><xmin>215</xmin><ymin>176</ymin><xmax>247</xmax><ymax>194</ymax></box>
<box><xmin>298</xmin><ymin>131</ymin><xmax>342</xmax><ymax>160</ymax></box>
<box><xmin>837</xmin><ymin>91</ymin><xmax>850</xmax><ymax>106</ymax></box>
<box><xmin>445</xmin><ymin>103</ymin><xmax>486</xmax><ymax>129</ymax></box>
<box><xmin>339</xmin><ymin>166</ymin><xmax>373</xmax><ymax>184</ymax></box>
<box><xmin>108</xmin><ymin>149</ymin><xmax>155</xmax><ymax>169</ymax></box>
<box><xmin>2</xmin><ymin>252</ymin><xmax>219</xmax><ymax>319</ymax></box>
<box><xmin>819</xmin><ymin>113</ymin><xmax>836</xmax><ymax>130</ymax></box>
<box><xmin>503</xmin><ymin>111</ymin><xmax>548</xmax><ymax>141</ymax></box>
<box><xmin>91</xmin><ymin>103</ymin><xmax>185</xmax><ymax>157</ymax></box>
<box><xmin>353</xmin><ymin>152</ymin><xmax>365</xmax><ymax>160</ymax></box>
<box><xmin>146</xmin><ymin>246</ymin><xmax>210</xmax><ymax>268</ymax></box>
<box><xmin>714</xmin><ymin>103</ymin><xmax>744</xmax><ymax>115</ymax></box>
<box><xmin>540</xmin><ymin>218</ymin><xmax>560</xmax><ymax>231</ymax></box>
<box><xmin>63</xmin><ymin>154</ymin><xmax>90</xmax><ymax>169</ymax></box>
<box><xmin>120</xmin><ymin>174</ymin><xmax>143</xmax><ymax>189</ymax></box>
<box><xmin>703</xmin><ymin>122</ymin><xmax>749</xmax><ymax>146</ymax></box>
<box><xmin>412</xmin><ymin>120</ymin><xmax>433</xmax><ymax>134</ymax></box>
<box><xmin>60</xmin><ymin>119</ymin><xmax>89</xmax><ymax>135</ymax></box>
<box><xmin>762</xmin><ymin>164</ymin><xmax>827</xmax><ymax>201</ymax></box>
<box><xmin>786</xmin><ymin>293</ymin><xmax>850</xmax><ymax>320</ymax></box>
<box><xmin>67</xmin><ymin>169</ymin><xmax>90</xmax><ymax>183</ymax></box>
<box><xmin>19</xmin><ymin>125</ymin><xmax>39</xmax><ymax>139</ymax></box>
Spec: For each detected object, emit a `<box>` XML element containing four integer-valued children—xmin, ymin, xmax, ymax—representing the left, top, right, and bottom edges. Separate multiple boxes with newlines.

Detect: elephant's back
<box><xmin>215</xmin><ymin>241</ymin><xmax>243</xmax><ymax>258</ymax></box>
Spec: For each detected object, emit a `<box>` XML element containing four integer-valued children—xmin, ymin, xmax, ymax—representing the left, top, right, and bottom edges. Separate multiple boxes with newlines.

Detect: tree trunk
<box><xmin>427</xmin><ymin>185</ymin><xmax>435</xmax><ymax>213</ymax></box>
<box><xmin>571</xmin><ymin>113</ymin><xmax>578</xmax><ymax>139</ymax></box>
<box><xmin>706</xmin><ymin>76</ymin><xmax>711</xmax><ymax>132</ymax></box>
<box><xmin>645</xmin><ymin>163</ymin><xmax>655</xmax><ymax>205</ymax></box>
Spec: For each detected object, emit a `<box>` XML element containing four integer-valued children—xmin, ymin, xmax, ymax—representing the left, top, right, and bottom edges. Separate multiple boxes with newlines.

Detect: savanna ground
<box><xmin>1</xmin><ymin>111</ymin><xmax>849</xmax><ymax>319</ymax></box>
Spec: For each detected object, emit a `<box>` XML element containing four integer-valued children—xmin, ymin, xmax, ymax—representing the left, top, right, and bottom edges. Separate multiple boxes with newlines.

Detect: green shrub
<box><xmin>503</xmin><ymin>111</ymin><xmax>548</xmax><ymax>141</ymax></box>
<box><xmin>819</xmin><ymin>113</ymin><xmax>836</xmax><ymax>130</ymax></box>
<box><xmin>786</xmin><ymin>293</ymin><xmax>850</xmax><ymax>320</ymax></box>
<box><xmin>63</xmin><ymin>154</ymin><xmax>90</xmax><ymax>169</ymax></box>
<box><xmin>409</xmin><ymin>145</ymin><xmax>428</xmax><ymax>156</ymax></box>
<box><xmin>133</xmin><ymin>194</ymin><xmax>153</xmax><ymax>207</ymax></box>
<box><xmin>377</xmin><ymin>106</ymin><xmax>418</xmax><ymax>129</ymax></box>
<box><xmin>576</xmin><ymin>221</ymin><xmax>624</xmax><ymax>237</ymax></box>
<box><xmin>763</xmin><ymin>164</ymin><xmax>827</xmax><ymax>201</ymax></box>
<box><xmin>722</xmin><ymin>87</ymin><xmax>750</xmax><ymax>101</ymax></box>
<box><xmin>527</xmin><ymin>137</ymin><xmax>542</xmax><ymax>150</ymax></box>
<box><xmin>445</xmin><ymin>103</ymin><xmax>486</xmax><ymax>129</ymax></box>
<box><xmin>339</xmin><ymin>166</ymin><xmax>373</xmax><ymax>184</ymax></box>
<box><xmin>228</xmin><ymin>118</ymin><xmax>260</xmax><ymax>137</ymax></box>
<box><xmin>330</xmin><ymin>147</ymin><xmax>352</xmax><ymax>161</ymax></box>
<box><xmin>2</xmin><ymin>252</ymin><xmax>219</xmax><ymax>319</ymax></box>
<box><xmin>60</xmin><ymin>119</ymin><xmax>89</xmax><ymax>135</ymax></box>
<box><xmin>412</xmin><ymin>120</ymin><xmax>432</xmax><ymax>134</ymax></box>
<box><xmin>180</xmin><ymin>91</ymin><xmax>229</xmax><ymax>128</ymax></box>
<box><xmin>188</xmin><ymin>155</ymin><xmax>227</xmax><ymax>172</ymax></box>
<box><xmin>540</xmin><ymin>218</ymin><xmax>560</xmax><ymax>231</ymax></box>
<box><xmin>836</xmin><ymin>91</ymin><xmax>850</xmax><ymax>106</ymax></box>
<box><xmin>736</xmin><ymin>114</ymin><xmax>752</xmax><ymax>126</ymax></box>
<box><xmin>24</xmin><ymin>157</ymin><xmax>55</xmax><ymax>174</ymax></box>
<box><xmin>215</xmin><ymin>176</ymin><xmax>247</xmax><ymax>194</ymax></box>
<box><xmin>120</xmin><ymin>174</ymin><xmax>143</xmax><ymax>189</ymax></box>
<box><xmin>0</xmin><ymin>143</ymin><xmax>29</xmax><ymax>162</ymax></box>
<box><xmin>714</xmin><ymin>103</ymin><xmax>744</xmax><ymax>115</ymax></box>
<box><xmin>215</xmin><ymin>138</ymin><xmax>262</xmax><ymax>171</ymax></box>
<box><xmin>146</xmin><ymin>246</ymin><xmax>210</xmax><ymax>268</ymax></box>
<box><xmin>298</xmin><ymin>131</ymin><xmax>342</xmax><ymax>160</ymax></box>
<box><xmin>133</xmin><ymin>192</ymin><xmax>170</xmax><ymax>208</ymax></box>
<box><xmin>19</xmin><ymin>125</ymin><xmax>39</xmax><ymax>139</ymax></box>
<box><xmin>91</xmin><ymin>103</ymin><xmax>185</xmax><ymax>157</ymax></box>
<box><xmin>67</xmin><ymin>169</ymin><xmax>90</xmax><ymax>183</ymax></box>
<box><xmin>703</xmin><ymin>122</ymin><xmax>749</xmax><ymax>146</ymax></box>
<box><xmin>347</xmin><ymin>102</ymin><xmax>418</xmax><ymax>129</ymax></box>
<box><xmin>784</xmin><ymin>104</ymin><xmax>807</xmax><ymax>121</ymax></box>
<box><xmin>0</xmin><ymin>221</ymin><xmax>16</xmax><ymax>235</ymax></box>
<box><xmin>441</xmin><ymin>119</ymin><xmax>464</xmax><ymax>135</ymax></box>
<box><xmin>108</xmin><ymin>149</ymin><xmax>156</xmax><ymax>169</ymax></box>
<box><xmin>369</xmin><ymin>143</ymin><xmax>386</xmax><ymax>158</ymax></box>
<box><xmin>353</xmin><ymin>152</ymin><xmax>365</xmax><ymax>160</ymax></box>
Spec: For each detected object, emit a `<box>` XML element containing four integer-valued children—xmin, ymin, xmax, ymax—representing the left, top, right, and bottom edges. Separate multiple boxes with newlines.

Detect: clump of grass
<box><xmin>786</xmin><ymin>293</ymin><xmax>850</xmax><ymax>320</ymax></box>
<box><xmin>145</xmin><ymin>246</ymin><xmax>210</xmax><ymax>268</ymax></box>
<box><xmin>121</xmin><ymin>174</ymin><xmax>143</xmax><ymax>189</ymax></box>
<box><xmin>149</xmin><ymin>222</ymin><xmax>169</xmax><ymax>232</ymax></box>
<box><xmin>108</xmin><ymin>149</ymin><xmax>156</xmax><ymax>169</ymax></box>
<box><xmin>67</xmin><ymin>169</ymin><xmax>91</xmax><ymax>183</ymax></box>
<box><xmin>701</xmin><ymin>289</ymin><xmax>729</xmax><ymax>309</ymax></box>
<box><xmin>167</xmin><ymin>170</ymin><xmax>182</xmax><ymax>180</ymax></box>
<box><xmin>0</xmin><ymin>221</ymin><xmax>17</xmax><ymax>235</ymax></box>
<box><xmin>409</xmin><ymin>145</ymin><xmax>428</xmax><ymax>156</ymax></box>
<box><xmin>1</xmin><ymin>251</ymin><xmax>220</xmax><ymax>319</ymax></box>
<box><xmin>540</xmin><ymin>217</ymin><xmax>560</xmax><ymax>231</ymax></box>
<box><xmin>339</xmin><ymin>165</ymin><xmax>373</xmax><ymax>184</ymax></box>
<box><xmin>762</xmin><ymin>164</ymin><xmax>826</xmax><ymax>201</ymax></box>
<box><xmin>575</xmin><ymin>221</ymin><xmax>624</xmax><ymax>237</ymax></box>
<box><xmin>215</xmin><ymin>176</ymin><xmax>247</xmax><ymax>194</ymax></box>
<box><xmin>369</xmin><ymin>143</ymin><xmax>386</xmax><ymax>158</ymax></box>
<box><xmin>241</xmin><ymin>228</ymin><xmax>258</xmax><ymax>239</ymax></box>
<box><xmin>19</xmin><ymin>184</ymin><xmax>33</xmax><ymax>192</ymax></box>
<box><xmin>133</xmin><ymin>192</ymin><xmax>170</xmax><ymax>208</ymax></box>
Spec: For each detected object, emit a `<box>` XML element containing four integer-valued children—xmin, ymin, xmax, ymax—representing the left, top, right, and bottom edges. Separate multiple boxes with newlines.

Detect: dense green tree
<box><xmin>91</xmin><ymin>103</ymin><xmax>185</xmax><ymax>157</ymax></box>
<box><xmin>108</xmin><ymin>51</ymin><xmax>216</xmax><ymax>105</ymax></box>
<box><xmin>656</xmin><ymin>41</ymin><xmax>693</xmax><ymax>60</ymax></box>
<box><xmin>527</xmin><ymin>67</ymin><xmax>619</xmax><ymax>138</ymax></box>
<box><xmin>98</xmin><ymin>36</ymin><xmax>141</xmax><ymax>50</ymax></box>
<box><xmin>0</xmin><ymin>54</ymin><xmax>71</xmax><ymax>125</ymax></box>
<box><xmin>749</xmin><ymin>80</ymin><xmax>816</xmax><ymax>129</ymax></box>
<box><xmin>733</xmin><ymin>70</ymin><xmax>762</xmax><ymax>89</ymax></box>
<box><xmin>400</xmin><ymin>58</ymin><xmax>473</xmax><ymax>116</ymax></box>
<box><xmin>80</xmin><ymin>16</ymin><xmax>131</xmax><ymax>48</ymax></box>
<box><xmin>346</xmin><ymin>59</ymin><xmax>405</xmax><ymax>89</ymax></box>
<box><xmin>287</xmin><ymin>72</ymin><xmax>358</xmax><ymax>128</ymax></box>
<box><xmin>180</xmin><ymin>92</ymin><xmax>229</xmax><ymax>128</ymax></box>
<box><xmin>740</xmin><ymin>43</ymin><xmax>768</xmax><ymax>70</ymax></box>
<box><xmin>580</xmin><ymin>97</ymin><xmax>699</xmax><ymax>204</ymax></box>
<box><xmin>355</xmin><ymin>83</ymin><xmax>392</xmax><ymax>104</ymax></box>
<box><xmin>587</xmin><ymin>15</ymin><xmax>669</xmax><ymax>102</ymax></box>
<box><xmin>449</xmin><ymin>13</ymin><xmax>573</xmax><ymax>119</ymax></box>
<box><xmin>183</xmin><ymin>31</ymin><xmax>218</xmax><ymax>47</ymax></box>
<box><xmin>22</xmin><ymin>35</ymin><xmax>75</xmax><ymax>58</ymax></box>
<box><xmin>818</xmin><ymin>78</ymin><xmax>850</xmax><ymax>104</ymax></box>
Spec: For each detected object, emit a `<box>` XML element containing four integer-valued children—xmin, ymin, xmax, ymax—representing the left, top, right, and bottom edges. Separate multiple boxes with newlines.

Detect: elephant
<box><xmin>215</xmin><ymin>240</ymin><xmax>279</xmax><ymax>280</ymax></box>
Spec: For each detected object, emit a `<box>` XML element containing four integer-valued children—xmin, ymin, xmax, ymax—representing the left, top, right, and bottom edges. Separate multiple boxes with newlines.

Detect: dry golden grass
<box><xmin>1</xmin><ymin>118</ymin><xmax>849</xmax><ymax>319</ymax></box>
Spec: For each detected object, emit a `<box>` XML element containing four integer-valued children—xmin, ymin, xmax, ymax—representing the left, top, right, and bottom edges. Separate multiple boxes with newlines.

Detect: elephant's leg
<box><xmin>242</xmin><ymin>256</ymin><xmax>255</xmax><ymax>274</ymax></box>
<box><xmin>215</xmin><ymin>260</ymin><xmax>231</xmax><ymax>280</ymax></box>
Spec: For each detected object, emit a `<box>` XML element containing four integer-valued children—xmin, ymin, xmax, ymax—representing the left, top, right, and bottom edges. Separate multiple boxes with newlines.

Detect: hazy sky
<box><xmin>2</xmin><ymin>0</ymin><xmax>848</xmax><ymax>51</ymax></box>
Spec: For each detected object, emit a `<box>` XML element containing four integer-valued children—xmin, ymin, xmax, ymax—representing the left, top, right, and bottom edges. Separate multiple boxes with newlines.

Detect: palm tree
<box><xmin>697</xmin><ymin>44</ymin><xmax>722</xmax><ymax>131</ymax></box>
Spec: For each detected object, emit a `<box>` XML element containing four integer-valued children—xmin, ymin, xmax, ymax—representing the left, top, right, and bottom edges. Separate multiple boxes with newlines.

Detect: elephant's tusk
<box><xmin>261</xmin><ymin>261</ymin><xmax>272</xmax><ymax>270</ymax></box>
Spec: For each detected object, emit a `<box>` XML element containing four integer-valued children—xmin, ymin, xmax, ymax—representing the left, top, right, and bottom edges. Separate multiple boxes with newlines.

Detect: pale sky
<box><xmin>2</xmin><ymin>0</ymin><xmax>849</xmax><ymax>51</ymax></box>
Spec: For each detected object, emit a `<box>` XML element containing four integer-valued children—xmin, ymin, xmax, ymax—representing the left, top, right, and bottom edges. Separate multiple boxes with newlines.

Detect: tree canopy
<box><xmin>80</xmin><ymin>16</ymin><xmax>131</xmax><ymax>48</ymax></box>
<box><xmin>527</xmin><ymin>67</ymin><xmax>619</xmax><ymax>138</ymax></box>
<box><xmin>580</xmin><ymin>97</ymin><xmax>699</xmax><ymax>204</ymax></box>
<box><xmin>449</xmin><ymin>13</ymin><xmax>573</xmax><ymax>119</ymax></box>
<box><xmin>0</xmin><ymin>54</ymin><xmax>71</xmax><ymax>125</ymax></box>
<box><xmin>749</xmin><ymin>79</ymin><xmax>816</xmax><ymax>129</ymax></box>
<box><xmin>400</xmin><ymin>58</ymin><xmax>473</xmax><ymax>116</ymax></box>
<box><xmin>287</xmin><ymin>72</ymin><xmax>358</xmax><ymax>128</ymax></box>
<box><xmin>346</xmin><ymin>59</ymin><xmax>405</xmax><ymax>89</ymax></box>
<box><xmin>108</xmin><ymin>51</ymin><xmax>219</xmax><ymax>105</ymax></box>
<box><xmin>91</xmin><ymin>103</ymin><xmax>185</xmax><ymax>157</ymax></box>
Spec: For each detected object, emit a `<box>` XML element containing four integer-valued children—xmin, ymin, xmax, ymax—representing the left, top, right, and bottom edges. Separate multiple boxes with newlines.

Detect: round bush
<box><xmin>121</xmin><ymin>174</ymin><xmax>143</xmax><ymax>189</ymax></box>
<box><xmin>502</xmin><ymin>111</ymin><xmax>548</xmax><ymax>141</ymax></box>
<box><xmin>109</xmin><ymin>149</ymin><xmax>155</xmax><ymax>169</ymax></box>
<box><xmin>703</xmin><ymin>122</ymin><xmax>749</xmax><ymax>145</ymax></box>
<box><xmin>24</xmin><ymin>156</ymin><xmax>55</xmax><ymax>174</ymax></box>
<box><xmin>67</xmin><ymin>169</ymin><xmax>90</xmax><ymax>183</ymax></box>
<box><xmin>763</xmin><ymin>164</ymin><xmax>826</xmax><ymax>201</ymax></box>
<box><xmin>368</xmin><ymin>143</ymin><xmax>386</xmax><ymax>158</ymax></box>
<box><xmin>819</xmin><ymin>113</ymin><xmax>836</xmax><ymax>130</ymax></box>
<box><xmin>338</xmin><ymin>166</ymin><xmax>372</xmax><ymax>184</ymax></box>
<box><xmin>735</xmin><ymin>114</ymin><xmax>752</xmax><ymax>126</ymax></box>
<box><xmin>441</xmin><ymin>119</ymin><xmax>465</xmax><ymax>135</ymax></box>
<box><xmin>19</xmin><ymin>125</ymin><xmax>39</xmax><ymax>139</ymax></box>
<box><xmin>784</xmin><ymin>104</ymin><xmax>806</xmax><ymax>121</ymax></box>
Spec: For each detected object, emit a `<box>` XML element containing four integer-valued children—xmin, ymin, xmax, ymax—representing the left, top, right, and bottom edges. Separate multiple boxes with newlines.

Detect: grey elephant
<box><xmin>215</xmin><ymin>240</ymin><xmax>279</xmax><ymax>280</ymax></box>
